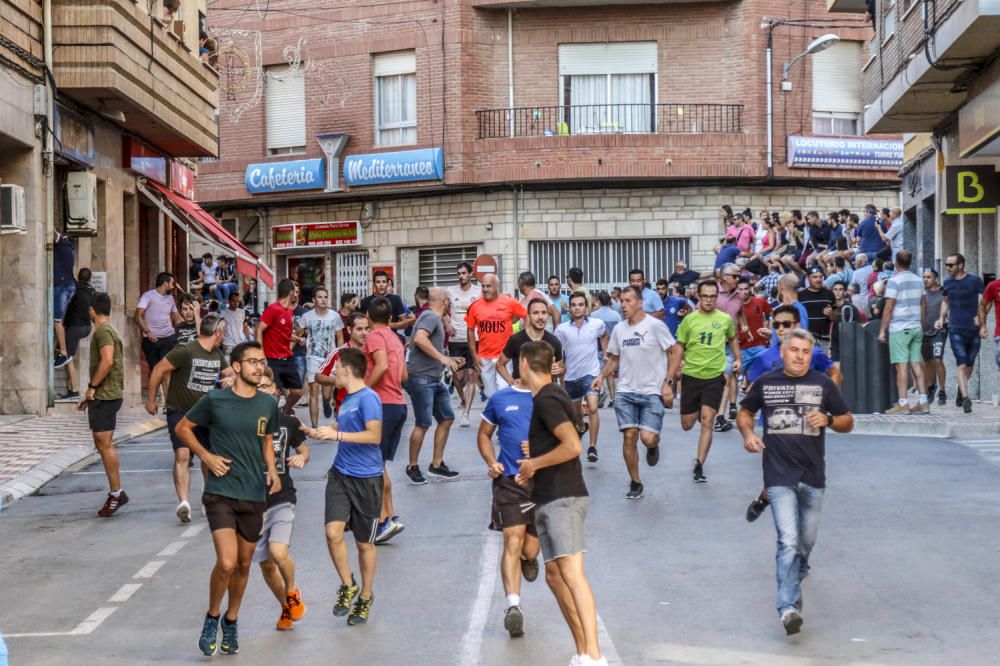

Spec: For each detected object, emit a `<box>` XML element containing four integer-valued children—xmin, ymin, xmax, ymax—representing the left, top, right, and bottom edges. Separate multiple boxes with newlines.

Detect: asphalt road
<box><xmin>1</xmin><ymin>402</ymin><xmax>999</xmax><ymax>666</ymax></box>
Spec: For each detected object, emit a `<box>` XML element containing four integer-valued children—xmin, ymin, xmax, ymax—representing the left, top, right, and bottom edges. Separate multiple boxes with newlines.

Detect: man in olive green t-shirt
<box><xmin>77</xmin><ymin>292</ymin><xmax>127</xmax><ymax>517</ymax></box>
<box><xmin>667</xmin><ymin>280</ymin><xmax>741</xmax><ymax>483</ymax></box>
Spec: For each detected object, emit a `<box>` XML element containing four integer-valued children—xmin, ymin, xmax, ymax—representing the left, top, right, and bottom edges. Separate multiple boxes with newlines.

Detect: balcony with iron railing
<box><xmin>476</xmin><ymin>103</ymin><xmax>744</xmax><ymax>139</ymax></box>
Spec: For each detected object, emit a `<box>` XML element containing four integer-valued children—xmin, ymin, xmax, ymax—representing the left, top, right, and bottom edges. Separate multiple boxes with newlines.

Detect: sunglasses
<box><xmin>774</xmin><ymin>320</ymin><xmax>796</xmax><ymax>329</ymax></box>
<box><xmin>945</xmin><ymin>263</ymin><xmax>957</xmax><ymax>268</ymax></box>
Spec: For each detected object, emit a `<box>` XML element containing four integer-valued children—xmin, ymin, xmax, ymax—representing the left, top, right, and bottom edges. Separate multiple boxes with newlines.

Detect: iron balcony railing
<box><xmin>476</xmin><ymin>103</ymin><xmax>743</xmax><ymax>139</ymax></box>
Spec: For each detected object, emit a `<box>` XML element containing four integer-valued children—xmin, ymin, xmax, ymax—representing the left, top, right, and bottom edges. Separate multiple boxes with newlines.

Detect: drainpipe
<box><xmin>765</xmin><ymin>25</ymin><xmax>774</xmax><ymax>180</ymax></box>
<box><xmin>511</xmin><ymin>185</ymin><xmax>519</xmax><ymax>280</ymax></box>
<box><xmin>44</xmin><ymin>0</ymin><xmax>56</xmax><ymax>407</ymax></box>
<box><xmin>507</xmin><ymin>9</ymin><xmax>514</xmax><ymax>138</ymax></box>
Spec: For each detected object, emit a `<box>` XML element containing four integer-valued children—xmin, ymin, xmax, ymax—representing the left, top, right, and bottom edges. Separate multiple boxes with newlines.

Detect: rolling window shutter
<box><xmin>812</xmin><ymin>42</ymin><xmax>862</xmax><ymax>114</ymax></box>
<box><xmin>374</xmin><ymin>51</ymin><xmax>416</xmax><ymax>77</ymax></box>
<box><xmin>265</xmin><ymin>66</ymin><xmax>306</xmax><ymax>150</ymax></box>
<box><xmin>558</xmin><ymin>42</ymin><xmax>658</xmax><ymax>76</ymax></box>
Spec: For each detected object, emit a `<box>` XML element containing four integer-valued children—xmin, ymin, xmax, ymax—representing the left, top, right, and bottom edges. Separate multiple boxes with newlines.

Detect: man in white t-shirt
<box><xmin>300</xmin><ymin>287</ymin><xmax>345</xmax><ymax>427</ymax></box>
<box><xmin>556</xmin><ymin>292</ymin><xmax>607</xmax><ymax>462</ymax></box>
<box><xmin>517</xmin><ymin>271</ymin><xmax>562</xmax><ymax>332</ymax></box>
<box><xmin>200</xmin><ymin>253</ymin><xmax>218</xmax><ymax>300</ymax></box>
<box><xmin>445</xmin><ymin>261</ymin><xmax>482</xmax><ymax>426</ymax></box>
<box><xmin>220</xmin><ymin>292</ymin><xmax>251</xmax><ymax>356</ymax></box>
<box><xmin>592</xmin><ymin>285</ymin><xmax>676</xmax><ymax>500</ymax></box>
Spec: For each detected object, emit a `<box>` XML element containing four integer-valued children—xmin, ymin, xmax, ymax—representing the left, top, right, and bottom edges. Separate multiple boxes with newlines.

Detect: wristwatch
<box><xmin>88</xmin><ymin>383</ymin><xmax>98</xmax><ymax>390</ymax></box>
<box><xmin>826</xmin><ymin>413</ymin><xmax>834</xmax><ymax>427</ymax></box>
<box><xmin>665</xmin><ymin>378</ymin><xmax>674</xmax><ymax>386</ymax></box>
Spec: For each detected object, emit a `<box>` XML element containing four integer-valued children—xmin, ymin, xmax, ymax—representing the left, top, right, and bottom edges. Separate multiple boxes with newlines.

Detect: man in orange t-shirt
<box><xmin>466</xmin><ymin>274</ymin><xmax>528</xmax><ymax>398</ymax></box>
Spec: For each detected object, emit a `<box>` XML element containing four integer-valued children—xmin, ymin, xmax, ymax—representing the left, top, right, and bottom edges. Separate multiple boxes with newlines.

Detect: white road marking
<box><xmin>133</xmin><ymin>560</ymin><xmax>166</xmax><ymax>579</ymax></box>
<box><xmin>596</xmin><ymin>613</ymin><xmax>623</xmax><ymax>665</ymax></box>
<box><xmin>69</xmin><ymin>607</ymin><xmax>118</xmax><ymax>635</ymax></box>
<box><xmin>458</xmin><ymin>530</ymin><xmax>501</xmax><ymax>666</ymax></box>
<box><xmin>108</xmin><ymin>583</ymin><xmax>143</xmax><ymax>603</ymax></box>
<box><xmin>954</xmin><ymin>439</ymin><xmax>1000</xmax><ymax>443</ymax></box>
<box><xmin>157</xmin><ymin>540</ymin><xmax>189</xmax><ymax>557</ymax></box>
<box><xmin>645</xmin><ymin>642</ymin><xmax>887</xmax><ymax>665</ymax></box>
<box><xmin>181</xmin><ymin>523</ymin><xmax>208</xmax><ymax>538</ymax></box>
<box><xmin>72</xmin><ymin>469</ymin><xmax>172</xmax><ymax>475</ymax></box>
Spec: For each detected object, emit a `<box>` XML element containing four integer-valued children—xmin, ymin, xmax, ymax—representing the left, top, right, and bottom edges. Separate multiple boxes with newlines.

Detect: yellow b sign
<box><xmin>946</xmin><ymin>165</ymin><xmax>999</xmax><ymax>214</ymax></box>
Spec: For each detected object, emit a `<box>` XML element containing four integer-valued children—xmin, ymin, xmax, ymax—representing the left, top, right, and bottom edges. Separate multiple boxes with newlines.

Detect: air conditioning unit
<box><xmin>66</xmin><ymin>171</ymin><xmax>97</xmax><ymax>236</ymax></box>
<box><xmin>0</xmin><ymin>184</ymin><xmax>26</xmax><ymax>234</ymax></box>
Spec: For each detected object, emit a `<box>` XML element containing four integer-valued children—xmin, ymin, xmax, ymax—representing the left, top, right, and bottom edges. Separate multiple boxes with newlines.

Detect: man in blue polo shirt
<box><xmin>628</xmin><ymin>268</ymin><xmax>665</xmax><ymax>320</ymax></box>
<box><xmin>856</xmin><ymin>204</ymin><xmax>886</xmax><ymax>259</ymax></box>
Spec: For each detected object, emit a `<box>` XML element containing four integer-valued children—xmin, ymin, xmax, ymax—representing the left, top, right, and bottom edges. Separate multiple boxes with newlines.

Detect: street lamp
<box><xmin>765</xmin><ymin>28</ymin><xmax>841</xmax><ymax>178</ymax></box>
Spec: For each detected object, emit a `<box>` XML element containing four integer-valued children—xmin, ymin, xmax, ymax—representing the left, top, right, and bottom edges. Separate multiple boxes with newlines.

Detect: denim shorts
<box><xmin>949</xmin><ymin>329</ymin><xmax>981</xmax><ymax>367</ymax></box>
<box><xmin>53</xmin><ymin>282</ymin><xmax>76</xmax><ymax>321</ymax></box>
<box><xmin>564</xmin><ymin>374</ymin><xmax>597</xmax><ymax>401</ymax></box>
<box><xmin>613</xmin><ymin>392</ymin><xmax>664</xmax><ymax>433</ymax></box>
<box><xmin>405</xmin><ymin>375</ymin><xmax>455</xmax><ymax>428</ymax></box>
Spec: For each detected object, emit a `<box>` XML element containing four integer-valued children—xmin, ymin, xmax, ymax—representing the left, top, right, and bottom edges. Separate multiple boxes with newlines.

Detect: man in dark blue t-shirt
<box><xmin>478</xmin><ymin>385</ymin><xmax>541</xmax><ymax>638</ymax></box>
<box><xmin>937</xmin><ymin>253</ymin><xmax>985</xmax><ymax>412</ymax></box>
<box><xmin>738</xmin><ymin>327</ymin><xmax>853</xmax><ymax>637</ymax></box>
<box><xmin>856</xmin><ymin>205</ymin><xmax>885</xmax><ymax>258</ymax></box>
<box><xmin>715</xmin><ymin>237</ymin><xmax>741</xmax><ymax>271</ymax></box>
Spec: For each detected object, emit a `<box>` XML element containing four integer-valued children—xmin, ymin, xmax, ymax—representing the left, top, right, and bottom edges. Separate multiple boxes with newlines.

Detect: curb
<box><xmin>0</xmin><ymin>417</ymin><xmax>166</xmax><ymax>509</ymax></box>
<box><xmin>847</xmin><ymin>417</ymin><xmax>1000</xmax><ymax>439</ymax></box>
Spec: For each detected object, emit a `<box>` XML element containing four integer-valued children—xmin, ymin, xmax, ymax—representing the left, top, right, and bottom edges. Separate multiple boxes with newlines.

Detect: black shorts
<box><xmin>324</xmin><ymin>468</ymin><xmax>383</xmax><ymax>543</ymax></box>
<box><xmin>448</xmin><ymin>342</ymin><xmax>474</xmax><ymax>369</ymax></box>
<box><xmin>268</xmin><ymin>357</ymin><xmax>304</xmax><ymax>390</ymax></box>
<box><xmin>166</xmin><ymin>409</ymin><xmax>212</xmax><ymax>452</ymax></box>
<box><xmin>141</xmin><ymin>335</ymin><xmax>178</xmax><ymax>370</ymax></box>
<box><xmin>489</xmin><ymin>476</ymin><xmax>537</xmax><ymax>535</ymax></box>
<box><xmin>203</xmin><ymin>493</ymin><xmax>266</xmax><ymax>542</ymax></box>
<box><xmin>679</xmin><ymin>374</ymin><xmax>725</xmax><ymax>416</ymax></box>
<box><xmin>88</xmin><ymin>398</ymin><xmax>123</xmax><ymax>433</ymax></box>
<box><xmin>65</xmin><ymin>324</ymin><xmax>92</xmax><ymax>357</ymax></box>
<box><xmin>922</xmin><ymin>330</ymin><xmax>947</xmax><ymax>362</ymax></box>
<box><xmin>380</xmin><ymin>403</ymin><xmax>407</xmax><ymax>462</ymax></box>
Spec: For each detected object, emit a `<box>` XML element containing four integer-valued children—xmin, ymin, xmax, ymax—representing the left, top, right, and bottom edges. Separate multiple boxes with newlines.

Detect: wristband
<box><xmin>88</xmin><ymin>383</ymin><xmax>98</xmax><ymax>390</ymax></box>
<box><xmin>826</xmin><ymin>413</ymin><xmax>834</xmax><ymax>427</ymax></box>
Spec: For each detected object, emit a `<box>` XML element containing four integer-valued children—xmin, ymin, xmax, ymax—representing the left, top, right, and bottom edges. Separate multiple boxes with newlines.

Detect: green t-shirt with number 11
<box><xmin>675</xmin><ymin>309</ymin><xmax>735</xmax><ymax>380</ymax></box>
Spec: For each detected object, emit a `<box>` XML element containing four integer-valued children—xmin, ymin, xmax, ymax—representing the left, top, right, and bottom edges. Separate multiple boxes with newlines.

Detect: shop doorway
<box><xmin>288</xmin><ymin>255</ymin><xmax>326</xmax><ymax>304</ymax></box>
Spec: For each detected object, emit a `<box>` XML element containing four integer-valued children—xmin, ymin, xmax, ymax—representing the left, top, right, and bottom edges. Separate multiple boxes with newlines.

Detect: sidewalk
<box><xmin>852</xmin><ymin>400</ymin><xmax>1000</xmax><ymax>438</ymax></box>
<box><xmin>0</xmin><ymin>407</ymin><xmax>165</xmax><ymax>508</ymax></box>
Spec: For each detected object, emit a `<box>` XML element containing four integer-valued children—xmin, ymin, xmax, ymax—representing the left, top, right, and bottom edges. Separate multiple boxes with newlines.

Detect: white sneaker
<box><xmin>176</xmin><ymin>500</ymin><xmax>191</xmax><ymax>523</ymax></box>
<box><xmin>460</xmin><ymin>413</ymin><xmax>470</xmax><ymax>427</ymax></box>
<box><xmin>579</xmin><ymin>656</ymin><xmax>608</xmax><ymax>666</ymax></box>
<box><xmin>568</xmin><ymin>656</ymin><xmax>583</xmax><ymax>666</ymax></box>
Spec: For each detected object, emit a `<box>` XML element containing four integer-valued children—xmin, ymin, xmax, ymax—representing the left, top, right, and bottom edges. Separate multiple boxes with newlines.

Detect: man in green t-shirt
<box><xmin>175</xmin><ymin>341</ymin><xmax>281</xmax><ymax>657</ymax></box>
<box><xmin>667</xmin><ymin>279</ymin><xmax>741</xmax><ymax>483</ymax></box>
<box><xmin>145</xmin><ymin>312</ymin><xmax>232</xmax><ymax>524</ymax></box>
<box><xmin>78</xmin><ymin>292</ymin><xmax>127</xmax><ymax>517</ymax></box>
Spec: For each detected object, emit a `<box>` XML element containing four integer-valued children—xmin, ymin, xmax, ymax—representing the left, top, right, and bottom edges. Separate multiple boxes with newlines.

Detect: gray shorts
<box><xmin>252</xmin><ymin>502</ymin><xmax>296</xmax><ymax>563</ymax></box>
<box><xmin>535</xmin><ymin>496</ymin><xmax>589</xmax><ymax>563</ymax></box>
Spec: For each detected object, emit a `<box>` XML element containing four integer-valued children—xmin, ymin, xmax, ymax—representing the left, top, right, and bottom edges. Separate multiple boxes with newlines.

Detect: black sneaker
<box><xmin>198</xmin><ymin>613</ymin><xmax>219</xmax><ymax>656</ymax></box>
<box><xmin>348</xmin><ymin>595</ymin><xmax>373</xmax><ymax>626</ymax></box>
<box><xmin>746</xmin><ymin>495</ymin><xmax>769</xmax><ymax>522</ymax></box>
<box><xmin>586</xmin><ymin>446</ymin><xmax>599</xmax><ymax>463</ymax></box>
<box><xmin>56</xmin><ymin>390</ymin><xmax>80</xmax><ymax>401</ymax></box>
<box><xmin>322</xmin><ymin>398</ymin><xmax>333</xmax><ymax>419</ymax></box>
<box><xmin>713</xmin><ymin>416</ymin><xmax>733</xmax><ymax>432</ymax></box>
<box><xmin>333</xmin><ymin>575</ymin><xmax>359</xmax><ymax>616</ymax></box>
<box><xmin>956</xmin><ymin>393</ymin><xmax>964</xmax><ymax>408</ymax></box>
<box><xmin>428</xmin><ymin>462</ymin><xmax>460</xmax><ymax>479</ymax></box>
<box><xmin>728</xmin><ymin>405</ymin><xmax>737</xmax><ymax>421</ymax></box>
<box><xmin>53</xmin><ymin>354</ymin><xmax>72</xmax><ymax>369</ymax></box>
<box><xmin>927</xmin><ymin>384</ymin><xmax>937</xmax><ymax>400</ymax></box>
<box><xmin>405</xmin><ymin>465</ymin><xmax>428</xmax><ymax>485</ymax></box>
<box><xmin>504</xmin><ymin>605</ymin><xmax>524</xmax><ymax>638</ymax></box>
<box><xmin>520</xmin><ymin>557</ymin><xmax>539</xmax><ymax>582</ymax></box>
<box><xmin>693</xmin><ymin>461</ymin><xmax>707</xmax><ymax>483</ymax></box>
<box><xmin>963</xmin><ymin>397</ymin><xmax>973</xmax><ymax>413</ymax></box>
<box><xmin>781</xmin><ymin>609</ymin><xmax>803</xmax><ymax>635</ymax></box>
<box><xmin>219</xmin><ymin>615</ymin><xmax>239</xmax><ymax>655</ymax></box>
<box><xmin>646</xmin><ymin>445</ymin><xmax>660</xmax><ymax>467</ymax></box>
<box><xmin>938</xmin><ymin>391</ymin><xmax>947</xmax><ymax>406</ymax></box>
<box><xmin>625</xmin><ymin>481</ymin><xmax>644</xmax><ymax>500</ymax></box>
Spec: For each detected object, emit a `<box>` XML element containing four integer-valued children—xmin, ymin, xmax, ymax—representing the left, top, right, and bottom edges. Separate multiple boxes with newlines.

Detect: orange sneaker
<box><xmin>286</xmin><ymin>588</ymin><xmax>306</xmax><ymax>621</ymax></box>
<box><xmin>276</xmin><ymin>606</ymin><xmax>293</xmax><ymax>630</ymax></box>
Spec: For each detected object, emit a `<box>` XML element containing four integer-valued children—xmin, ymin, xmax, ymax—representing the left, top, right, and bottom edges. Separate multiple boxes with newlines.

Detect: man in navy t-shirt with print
<box><xmin>477</xmin><ymin>384</ymin><xmax>541</xmax><ymax>639</ymax></box>
<box><xmin>936</xmin><ymin>253</ymin><xmax>985</xmax><ymax>412</ymax></box>
<box><xmin>305</xmin><ymin>347</ymin><xmax>383</xmax><ymax>627</ymax></box>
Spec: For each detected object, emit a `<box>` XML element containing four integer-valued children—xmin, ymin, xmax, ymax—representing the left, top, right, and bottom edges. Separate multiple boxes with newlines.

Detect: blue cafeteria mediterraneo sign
<box><xmin>787</xmin><ymin>136</ymin><xmax>903</xmax><ymax>170</ymax></box>
<box><xmin>343</xmin><ymin>148</ymin><xmax>444</xmax><ymax>186</ymax></box>
<box><xmin>245</xmin><ymin>158</ymin><xmax>325</xmax><ymax>194</ymax></box>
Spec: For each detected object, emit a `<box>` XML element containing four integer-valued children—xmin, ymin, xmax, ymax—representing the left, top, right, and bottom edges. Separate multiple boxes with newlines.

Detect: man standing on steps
<box><xmin>257</xmin><ymin>279</ymin><xmax>304</xmax><ymax>415</ymax></box>
<box><xmin>301</xmin><ymin>287</ymin><xmax>344</xmax><ymax>427</ymax></box>
<box><xmin>477</xmin><ymin>376</ymin><xmax>541</xmax><ymax>639</ymax></box>
<box><xmin>175</xmin><ymin>341</ymin><xmax>281</xmax><ymax>656</ymax></box>
<box><xmin>446</xmin><ymin>261</ymin><xmax>482</xmax><ymax>427</ymax></box>
<box><xmin>593</xmin><ymin>286</ymin><xmax>675</xmax><ymax>500</ymax></box>
<box><xmin>146</xmin><ymin>313</ymin><xmax>231</xmax><ymax>523</ymax></box>
<box><xmin>515</xmin><ymin>341</ymin><xmax>606</xmax><ymax>666</ymax></box>
<box><xmin>935</xmin><ymin>253</ymin><xmax>984</xmax><ymax>413</ymax></box>
<box><xmin>668</xmin><ymin>279</ymin><xmax>741</xmax><ymax>484</ymax></box>
<box><xmin>878</xmin><ymin>250</ymin><xmax>930</xmax><ymax>415</ymax></box>
<box><xmin>78</xmin><ymin>292</ymin><xmax>128</xmax><ymax>517</ymax></box>
<box><xmin>59</xmin><ymin>267</ymin><xmax>97</xmax><ymax>400</ymax></box>
<box><xmin>556</xmin><ymin>292</ymin><xmax>608</xmax><ymax>464</ymax></box>
<box><xmin>738</xmin><ymin>328</ymin><xmax>853</xmax><ymax>637</ymax></box>
<box><xmin>404</xmin><ymin>288</ymin><xmax>464</xmax><ymax>493</ymax></box>
<box><xmin>467</xmin><ymin>274</ymin><xmax>528</xmax><ymax>399</ymax></box>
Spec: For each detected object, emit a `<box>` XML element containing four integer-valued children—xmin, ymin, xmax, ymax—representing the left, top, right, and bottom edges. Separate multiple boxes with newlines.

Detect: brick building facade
<box><xmin>198</xmin><ymin>0</ymin><xmax>901</xmax><ymax>301</ymax></box>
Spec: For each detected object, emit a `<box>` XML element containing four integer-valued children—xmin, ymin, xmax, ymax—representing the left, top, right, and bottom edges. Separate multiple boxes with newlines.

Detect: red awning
<box><xmin>145</xmin><ymin>181</ymin><xmax>275</xmax><ymax>288</ymax></box>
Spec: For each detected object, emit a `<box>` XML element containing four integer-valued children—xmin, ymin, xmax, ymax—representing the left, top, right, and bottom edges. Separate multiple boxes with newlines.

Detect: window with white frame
<box><xmin>265</xmin><ymin>65</ymin><xmax>306</xmax><ymax>155</ymax></box>
<box><xmin>882</xmin><ymin>0</ymin><xmax>897</xmax><ymax>42</ymax></box>
<box><xmin>811</xmin><ymin>41</ymin><xmax>863</xmax><ymax>136</ymax></box>
<box><xmin>558</xmin><ymin>42</ymin><xmax>657</xmax><ymax>134</ymax></box>
<box><xmin>374</xmin><ymin>51</ymin><xmax>417</xmax><ymax>146</ymax></box>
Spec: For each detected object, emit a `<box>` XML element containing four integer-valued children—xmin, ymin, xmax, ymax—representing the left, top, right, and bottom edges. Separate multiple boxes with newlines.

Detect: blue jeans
<box><xmin>768</xmin><ymin>483</ymin><xmax>825</xmax><ymax>615</ymax></box>
<box><xmin>53</xmin><ymin>281</ymin><xmax>76</xmax><ymax>321</ymax></box>
<box><xmin>613</xmin><ymin>392</ymin><xmax>664</xmax><ymax>433</ymax></box>
<box><xmin>949</xmin><ymin>329</ymin><xmax>981</xmax><ymax>367</ymax></box>
<box><xmin>404</xmin><ymin>375</ymin><xmax>455</xmax><ymax>428</ymax></box>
